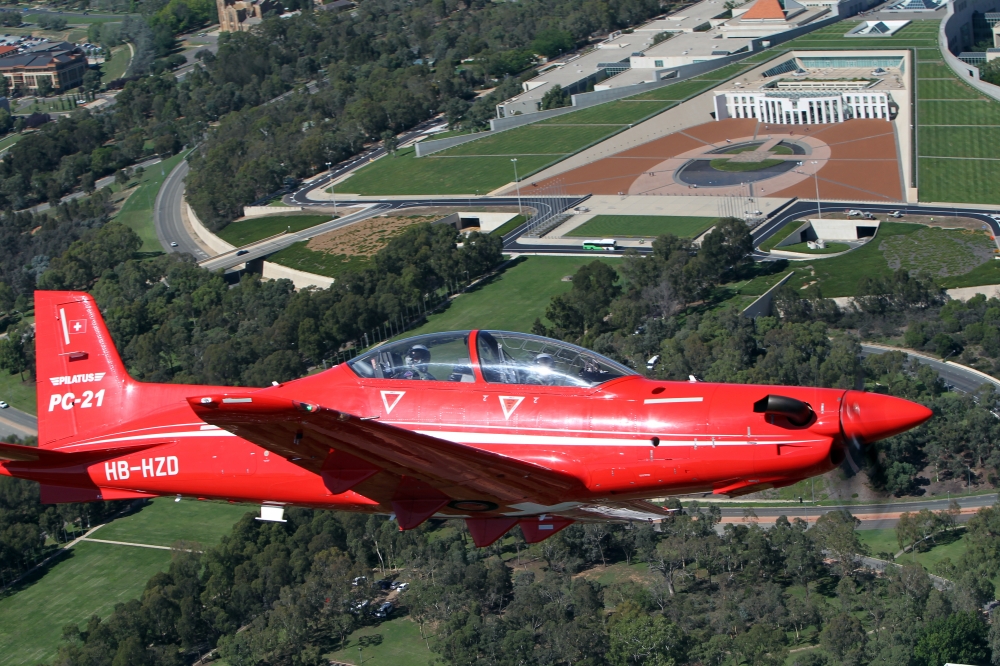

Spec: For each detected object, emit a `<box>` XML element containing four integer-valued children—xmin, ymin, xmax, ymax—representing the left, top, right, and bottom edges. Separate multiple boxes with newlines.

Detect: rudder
<box><xmin>34</xmin><ymin>291</ymin><xmax>132</xmax><ymax>447</ymax></box>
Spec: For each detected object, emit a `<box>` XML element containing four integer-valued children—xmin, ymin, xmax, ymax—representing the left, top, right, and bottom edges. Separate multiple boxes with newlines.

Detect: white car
<box><xmin>0</xmin><ymin>401</ymin><xmax>9</xmax><ymax>409</ymax></box>
<box><xmin>170</xmin><ymin>242</ymin><xmax>179</xmax><ymax>247</ymax></box>
<box><xmin>847</xmin><ymin>209</ymin><xmax>863</xmax><ymax>217</ymax></box>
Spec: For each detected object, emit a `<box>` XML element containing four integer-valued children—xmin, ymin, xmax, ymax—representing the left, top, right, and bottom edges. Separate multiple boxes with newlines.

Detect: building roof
<box><xmin>0</xmin><ymin>42</ymin><xmax>82</xmax><ymax>70</ymax></box>
<box><xmin>741</xmin><ymin>0</ymin><xmax>786</xmax><ymax>21</ymax></box>
<box><xmin>0</xmin><ymin>45</ymin><xmax>17</xmax><ymax>58</ymax></box>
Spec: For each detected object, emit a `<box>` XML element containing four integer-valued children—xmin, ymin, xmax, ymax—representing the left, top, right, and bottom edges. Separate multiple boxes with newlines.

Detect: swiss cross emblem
<box><xmin>69</xmin><ymin>320</ymin><xmax>86</xmax><ymax>334</ymax></box>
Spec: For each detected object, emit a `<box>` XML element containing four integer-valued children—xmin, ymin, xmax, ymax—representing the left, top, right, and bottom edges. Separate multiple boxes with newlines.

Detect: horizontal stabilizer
<box><xmin>0</xmin><ymin>440</ymin><xmax>165</xmax><ymax>463</ymax></box>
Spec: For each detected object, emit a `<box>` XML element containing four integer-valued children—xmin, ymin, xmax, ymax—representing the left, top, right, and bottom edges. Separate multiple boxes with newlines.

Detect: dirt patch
<box><xmin>306</xmin><ymin>215</ymin><xmax>440</xmax><ymax>257</ymax></box>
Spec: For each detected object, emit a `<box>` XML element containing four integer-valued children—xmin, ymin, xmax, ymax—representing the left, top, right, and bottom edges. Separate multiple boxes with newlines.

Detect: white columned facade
<box><xmin>719</xmin><ymin>90</ymin><xmax>891</xmax><ymax>124</ymax></box>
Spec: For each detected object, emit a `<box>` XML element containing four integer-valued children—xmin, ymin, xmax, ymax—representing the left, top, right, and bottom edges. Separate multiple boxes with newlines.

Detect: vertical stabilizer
<box><xmin>34</xmin><ymin>291</ymin><xmax>131</xmax><ymax>447</ymax></box>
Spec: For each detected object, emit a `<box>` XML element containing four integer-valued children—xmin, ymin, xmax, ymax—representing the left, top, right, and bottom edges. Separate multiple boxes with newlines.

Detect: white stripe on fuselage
<box><xmin>415</xmin><ymin>431</ymin><xmax>821</xmax><ymax>448</ymax></box>
<box><xmin>644</xmin><ymin>397</ymin><xmax>704</xmax><ymax>404</ymax></box>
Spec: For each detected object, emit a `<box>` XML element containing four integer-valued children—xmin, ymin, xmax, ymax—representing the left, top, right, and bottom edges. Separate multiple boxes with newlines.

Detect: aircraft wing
<box><xmin>576</xmin><ymin>499</ymin><xmax>678</xmax><ymax>522</ymax></box>
<box><xmin>188</xmin><ymin>393</ymin><xmax>589</xmax><ymax>521</ymax></box>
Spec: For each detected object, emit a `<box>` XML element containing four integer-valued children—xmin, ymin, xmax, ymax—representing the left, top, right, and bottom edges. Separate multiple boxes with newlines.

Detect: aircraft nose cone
<box><xmin>840</xmin><ymin>390</ymin><xmax>933</xmax><ymax>443</ymax></box>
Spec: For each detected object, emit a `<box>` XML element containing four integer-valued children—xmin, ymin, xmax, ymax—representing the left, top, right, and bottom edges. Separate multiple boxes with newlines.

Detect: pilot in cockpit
<box><xmin>529</xmin><ymin>353</ymin><xmax>559</xmax><ymax>385</ymax></box>
<box><xmin>396</xmin><ymin>344</ymin><xmax>436</xmax><ymax>380</ymax></box>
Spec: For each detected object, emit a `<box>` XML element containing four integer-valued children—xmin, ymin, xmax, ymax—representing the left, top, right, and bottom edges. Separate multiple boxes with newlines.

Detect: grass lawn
<box><xmin>919</xmin><ymin>78</ymin><xmax>982</xmax><ymax>100</ymax></box>
<box><xmin>0</xmin><ymin>133</ymin><xmax>21</xmax><ymax>153</ymax></box>
<box><xmin>628</xmin><ymin>78</ymin><xmax>724</xmax><ymax>102</ymax></box>
<box><xmin>722</xmin><ymin>144</ymin><xmax>793</xmax><ymax>155</ymax></box>
<box><xmin>939</xmin><ymin>258</ymin><xmax>1000</xmax><ymax>287</ymax></box>
<box><xmin>918</xmin><ymin>158</ymin><xmax>1000</xmax><ymax>205</ymax></box>
<box><xmin>710</xmin><ymin>157</ymin><xmax>784</xmax><ymax>172</ymax></box>
<box><xmin>919</xmin><ymin>126</ymin><xmax>1000</xmax><ymax>158</ymax></box>
<box><xmin>216</xmin><ymin>214</ymin><xmax>334</xmax><ymax>246</ymax></box>
<box><xmin>491</xmin><ymin>214</ymin><xmax>527</xmax><ymax>237</ymax></box>
<box><xmin>750</xmin><ymin>223</ymin><xmax>915</xmax><ymax>296</ymax></box>
<box><xmin>756</xmin><ymin>223</ymin><xmax>1000</xmax><ymax>296</ymax></box>
<box><xmin>919</xmin><ymin>100</ymin><xmax>1000</xmax><ymax>126</ymax></box>
<box><xmin>405</xmin><ymin>256</ymin><xmax>621</xmax><ymax>335</ymax></box>
<box><xmin>566</xmin><ymin>214</ymin><xmax>718</xmax><ymax>238</ymax></box>
<box><xmin>918</xmin><ymin>62</ymin><xmax>955</xmax><ymax>78</ymax></box>
<box><xmin>0</xmin><ymin>370</ymin><xmax>37</xmax><ymax>414</ymax></box>
<box><xmin>267</xmin><ymin>242</ymin><xmax>372</xmax><ymax>277</ymax></box>
<box><xmin>538</xmin><ymin>100</ymin><xmax>672</xmax><ymax>125</ymax></box>
<box><xmin>0</xmin><ymin>541</ymin><xmax>171</xmax><ymax>665</ymax></box>
<box><xmin>759</xmin><ymin>220</ymin><xmax>805</xmax><ymax>252</ymax></box>
<box><xmin>441</xmin><ymin>124</ymin><xmax>618</xmax><ymax>156</ymax></box>
<box><xmin>327</xmin><ymin>616</ymin><xmax>435</xmax><ymax>666</ymax></box>
<box><xmin>343</xmin><ymin>147</ymin><xmax>556</xmax><ymax>195</ymax></box>
<box><xmin>97</xmin><ymin>498</ymin><xmax>251</xmax><ymax>548</ymax></box>
<box><xmin>857</xmin><ymin>527</ymin><xmax>969</xmax><ymax>570</ymax></box>
<box><xmin>779</xmin><ymin>241</ymin><xmax>850</xmax><ymax>254</ymax></box>
<box><xmin>100</xmin><ymin>44</ymin><xmax>131</xmax><ymax>83</ymax></box>
<box><xmin>114</xmin><ymin>150</ymin><xmax>191</xmax><ymax>252</ymax></box>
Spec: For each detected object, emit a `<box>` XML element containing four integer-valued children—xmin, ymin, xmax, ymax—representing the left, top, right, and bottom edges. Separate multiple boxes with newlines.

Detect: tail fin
<box><xmin>34</xmin><ymin>291</ymin><xmax>132</xmax><ymax>448</ymax></box>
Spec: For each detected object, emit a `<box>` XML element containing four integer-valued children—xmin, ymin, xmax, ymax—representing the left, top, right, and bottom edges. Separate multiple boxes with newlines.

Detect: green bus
<box><xmin>582</xmin><ymin>239</ymin><xmax>617</xmax><ymax>251</ymax></box>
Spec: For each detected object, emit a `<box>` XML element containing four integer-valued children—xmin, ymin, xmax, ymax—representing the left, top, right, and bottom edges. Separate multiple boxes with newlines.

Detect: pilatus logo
<box><xmin>49</xmin><ymin>372</ymin><xmax>106</xmax><ymax>386</ymax></box>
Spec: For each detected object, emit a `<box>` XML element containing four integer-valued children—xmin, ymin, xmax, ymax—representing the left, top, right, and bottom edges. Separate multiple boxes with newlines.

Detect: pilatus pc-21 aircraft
<box><xmin>0</xmin><ymin>291</ymin><xmax>932</xmax><ymax>547</ymax></box>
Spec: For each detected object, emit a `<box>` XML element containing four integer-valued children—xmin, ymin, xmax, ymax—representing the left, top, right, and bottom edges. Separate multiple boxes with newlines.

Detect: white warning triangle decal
<box><xmin>499</xmin><ymin>396</ymin><xmax>524</xmax><ymax>420</ymax></box>
<box><xmin>381</xmin><ymin>391</ymin><xmax>406</xmax><ymax>414</ymax></box>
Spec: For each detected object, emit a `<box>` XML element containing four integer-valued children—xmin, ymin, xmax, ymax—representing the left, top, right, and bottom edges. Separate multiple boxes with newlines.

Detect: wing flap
<box><xmin>188</xmin><ymin>393</ymin><xmax>587</xmax><ymax>505</ymax></box>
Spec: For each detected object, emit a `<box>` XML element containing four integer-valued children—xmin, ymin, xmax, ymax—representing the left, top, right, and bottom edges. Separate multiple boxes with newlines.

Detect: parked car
<box><xmin>352</xmin><ymin>576</ymin><xmax>366</xmax><ymax>587</ymax></box>
<box><xmin>373</xmin><ymin>601</ymin><xmax>394</xmax><ymax>618</ymax></box>
<box><xmin>0</xmin><ymin>401</ymin><xmax>8</xmax><ymax>409</ymax></box>
<box><xmin>170</xmin><ymin>241</ymin><xmax>179</xmax><ymax>247</ymax></box>
<box><xmin>888</xmin><ymin>210</ymin><xmax>903</xmax><ymax>218</ymax></box>
<box><xmin>847</xmin><ymin>209</ymin><xmax>863</xmax><ymax>217</ymax></box>
<box><xmin>375</xmin><ymin>579</ymin><xmax>392</xmax><ymax>590</ymax></box>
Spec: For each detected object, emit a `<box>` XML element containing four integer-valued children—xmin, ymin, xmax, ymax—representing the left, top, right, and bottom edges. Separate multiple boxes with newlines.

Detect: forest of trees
<box><xmin>35</xmin><ymin>497</ymin><xmax>1000</xmax><ymax>666</ymax></box>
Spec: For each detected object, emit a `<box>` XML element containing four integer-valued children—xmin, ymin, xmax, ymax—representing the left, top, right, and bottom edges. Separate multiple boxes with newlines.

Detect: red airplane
<box><xmin>0</xmin><ymin>291</ymin><xmax>932</xmax><ymax>547</ymax></box>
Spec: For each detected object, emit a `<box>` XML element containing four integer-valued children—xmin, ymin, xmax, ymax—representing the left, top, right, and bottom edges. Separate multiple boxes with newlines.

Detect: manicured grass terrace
<box><xmin>216</xmin><ymin>214</ymin><xmax>335</xmax><ymax>246</ymax></box>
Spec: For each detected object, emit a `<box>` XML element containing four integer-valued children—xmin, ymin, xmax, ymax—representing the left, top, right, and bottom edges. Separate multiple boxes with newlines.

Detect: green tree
<box><xmin>532</xmin><ymin>28</ymin><xmax>575</xmax><ymax>58</ymax></box>
<box><xmin>541</xmin><ymin>84</ymin><xmax>571</xmax><ymax>110</ymax></box>
<box><xmin>914</xmin><ymin>612</ymin><xmax>989</xmax><ymax>666</ymax></box>
<box><xmin>608</xmin><ymin>601</ymin><xmax>685</xmax><ymax>666</ymax></box>
<box><xmin>0</xmin><ymin>334</ymin><xmax>27</xmax><ymax>379</ymax></box>
<box><xmin>36</xmin><ymin>77</ymin><xmax>53</xmax><ymax>98</ymax></box>
<box><xmin>820</xmin><ymin>613</ymin><xmax>866</xmax><ymax>663</ymax></box>
<box><xmin>381</xmin><ymin>129</ymin><xmax>398</xmax><ymax>156</ymax></box>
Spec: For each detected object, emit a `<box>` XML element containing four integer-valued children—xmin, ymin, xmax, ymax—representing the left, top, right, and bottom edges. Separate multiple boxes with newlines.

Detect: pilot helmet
<box><xmin>406</xmin><ymin>344</ymin><xmax>431</xmax><ymax>371</ymax></box>
<box><xmin>535</xmin><ymin>353</ymin><xmax>555</xmax><ymax>373</ymax></box>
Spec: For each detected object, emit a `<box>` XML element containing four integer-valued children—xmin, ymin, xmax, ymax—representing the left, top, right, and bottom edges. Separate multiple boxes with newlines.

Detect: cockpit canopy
<box><xmin>347</xmin><ymin>330</ymin><xmax>635</xmax><ymax>387</ymax></box>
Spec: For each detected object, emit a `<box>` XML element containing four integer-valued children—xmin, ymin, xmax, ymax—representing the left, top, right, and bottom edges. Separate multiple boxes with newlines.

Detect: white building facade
<box><xmin>716</xmin><ymin>89</ymin><xmax>892</xmax><ymax>124</ymax></box>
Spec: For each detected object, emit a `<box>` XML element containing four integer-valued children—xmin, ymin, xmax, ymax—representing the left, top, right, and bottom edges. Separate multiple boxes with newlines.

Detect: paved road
<box><xmin>155</xmin><ymin>159</ymin><xmax>211</xmax><ymax>261</ymax></box>
<box><xmin>713</xmin><ymin>493</ymin><xmax>998</xmax><ymax>529</ymax></box>
<box><xmin>197</xmin><ymin>195</ymin><xmax>585</xmax><ymax>272</ymax></box>
<box><xmin>0</xmin><ymin>405</ymin><xmax>38</xmax><ymax>440</ymax></box>
<box><xmin>751</xmin><ymin>201</ymin><xmax>1000</xmax><ymax>259</ymax></box>
<box><xmin>18</xmin><ymin>156</ymin><xmax>162</xmax><ymax>216</ymax></box>
<box><xmin>861</xmin><ymin>343</ymin><xmax>1000</xmax><ymax>396</ymax></box>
